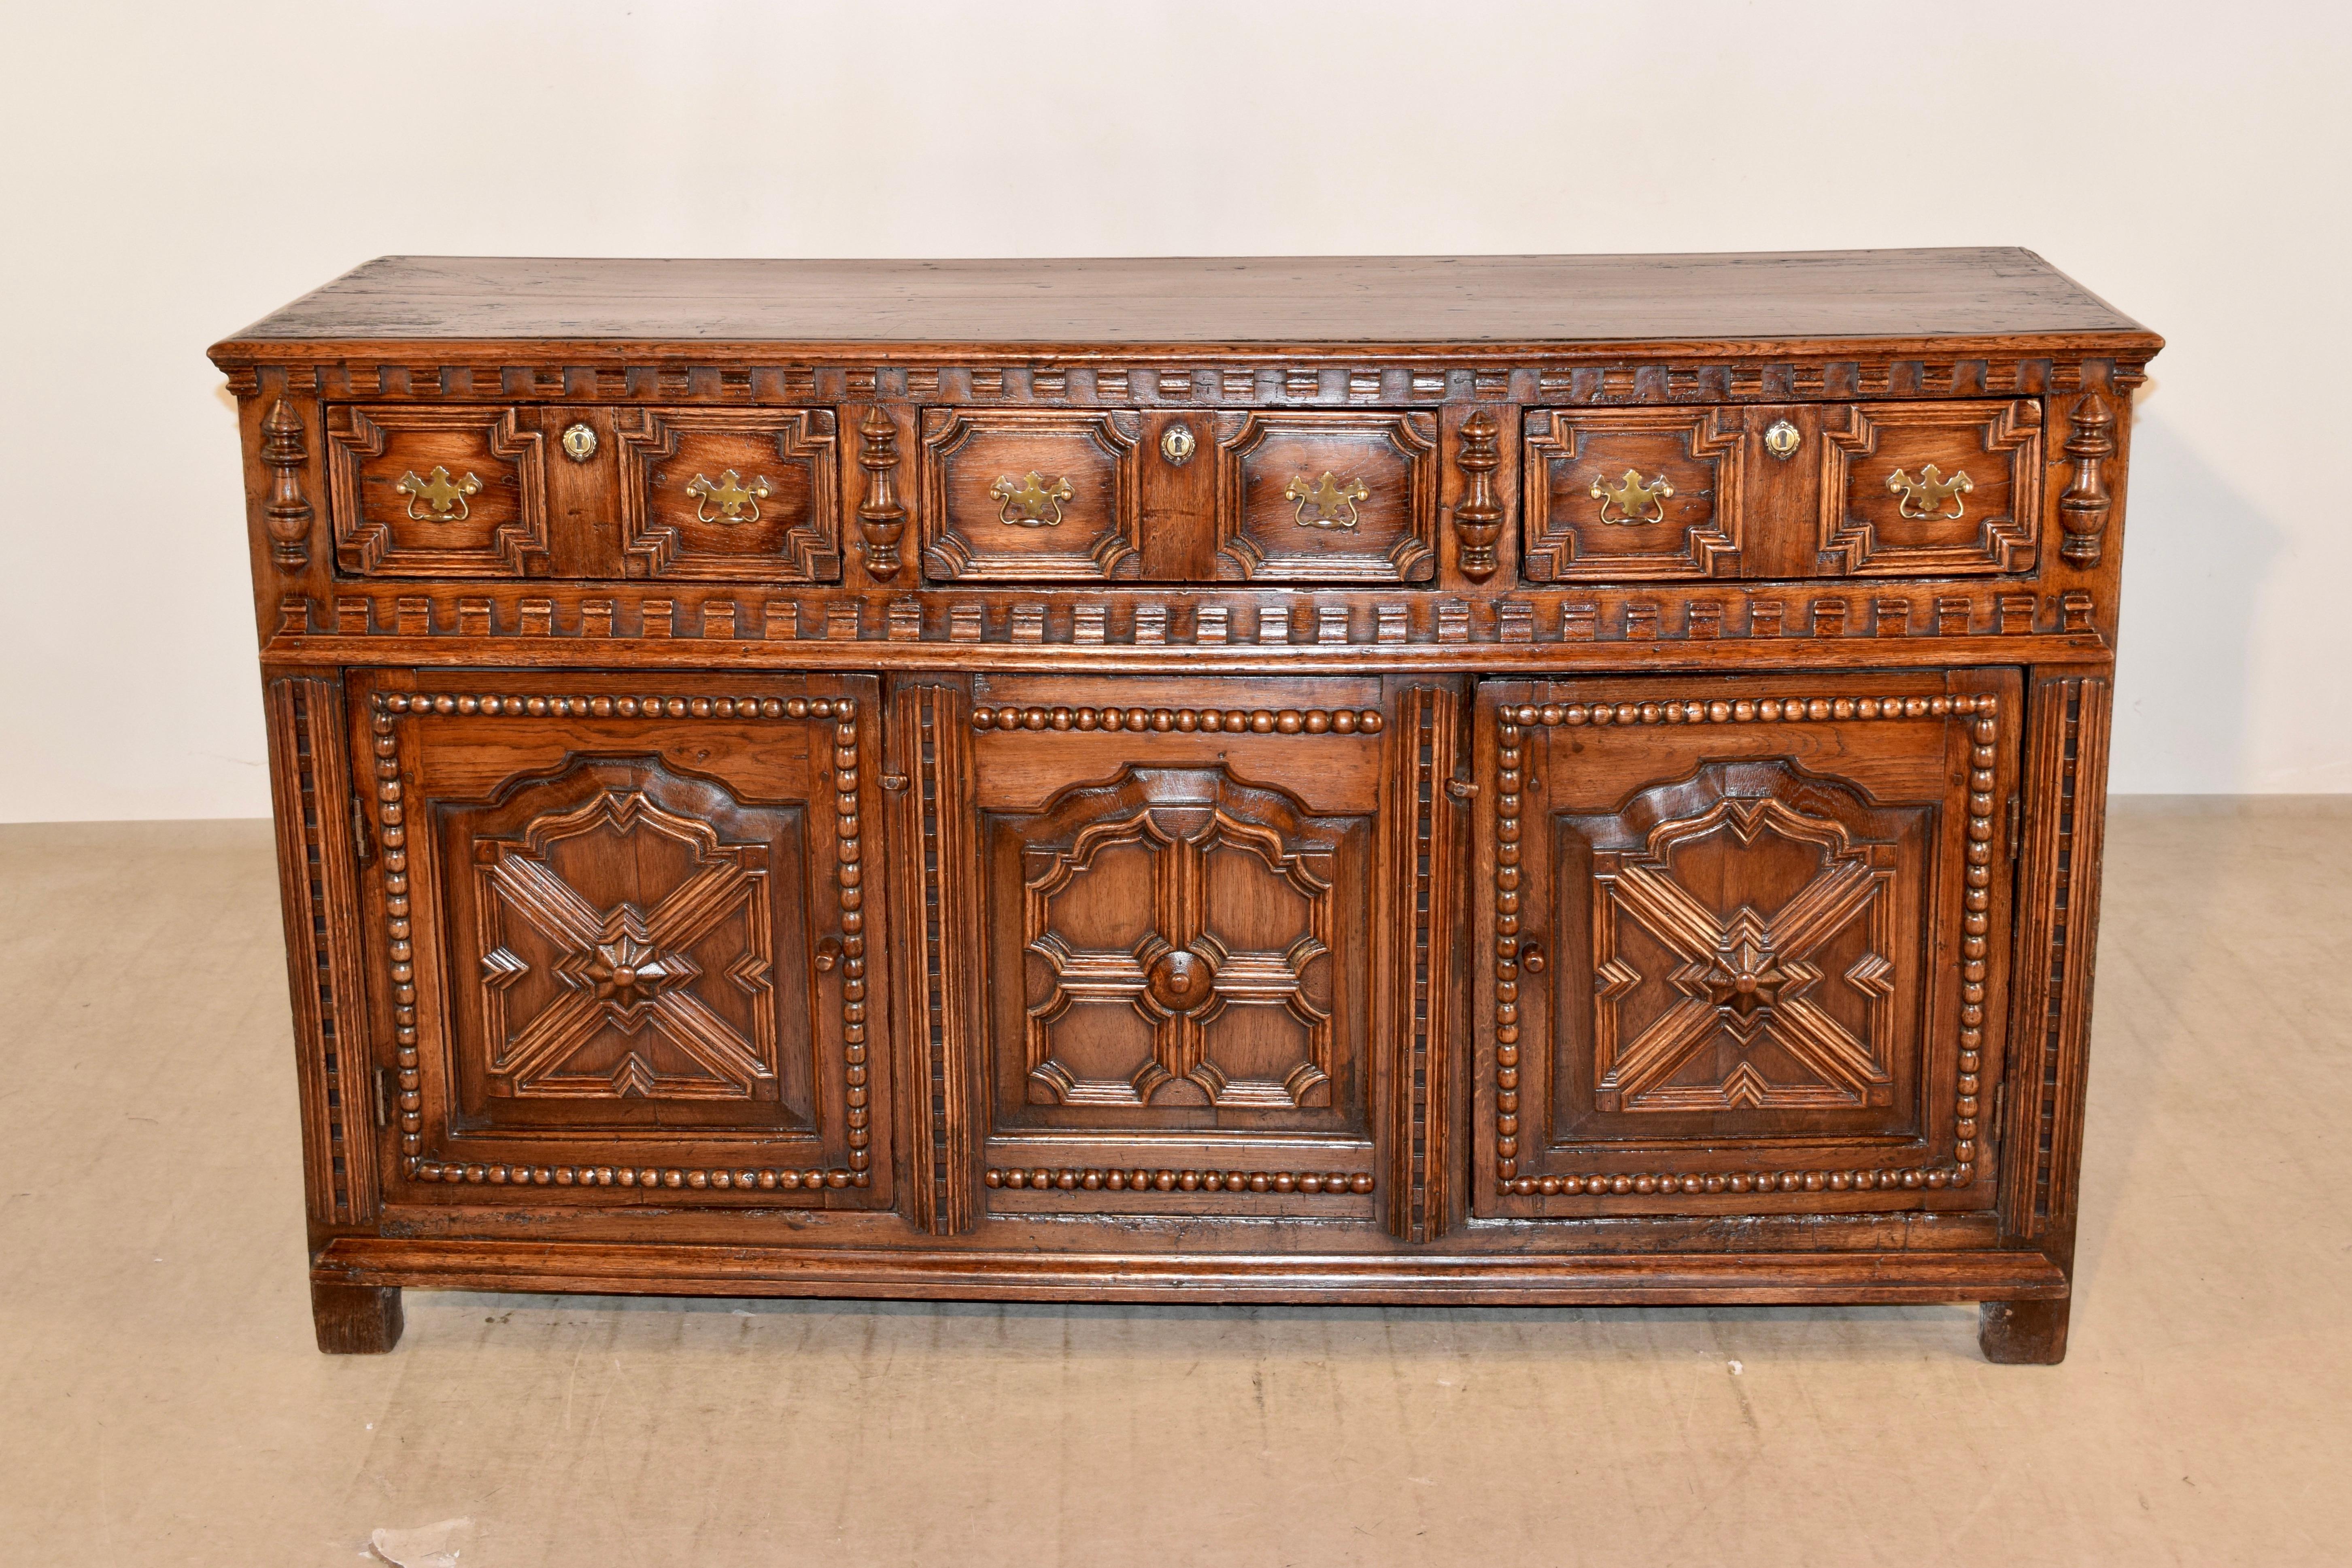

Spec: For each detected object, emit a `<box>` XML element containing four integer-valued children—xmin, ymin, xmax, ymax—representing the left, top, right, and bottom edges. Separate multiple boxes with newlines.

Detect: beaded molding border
<box><xmin>985</xmin><ymin>1166</ymin><xmax>1373</xmax><ymax>1195</ymax></box>
<box><xmin>370</xmin><ymin>687</ymin><xmax>873</xmax><ymax>1195</ymax></box>
<box><xmin>1491</xmin><ymin>690</ymin><xmax>1999</xmax><ymax>1200</ymax></box>
<box><xmin>970</xmin><ymin>703</ymin><xmax>1383</xmax><ymax>735</ymax></box>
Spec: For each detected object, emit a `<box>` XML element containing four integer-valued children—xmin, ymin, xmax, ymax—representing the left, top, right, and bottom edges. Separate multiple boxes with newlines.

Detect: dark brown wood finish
<box><xmin>212</xmin><ymin>251</ymin><xmax>2157</xmax><ymax>1360</ymax></box>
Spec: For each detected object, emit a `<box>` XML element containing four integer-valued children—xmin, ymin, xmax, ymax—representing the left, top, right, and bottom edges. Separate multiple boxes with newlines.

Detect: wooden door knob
<box><xmin>1518</xmin><ymin>941</ymin><xmax>1547</xmax><ymax>974</ymax></box>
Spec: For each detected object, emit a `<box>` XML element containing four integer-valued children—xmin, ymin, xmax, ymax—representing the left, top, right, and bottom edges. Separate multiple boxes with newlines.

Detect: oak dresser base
<box><xmin>210</xmin><ymin>251</ymin><xmax>2158</xmax><ymax>1362</ymax></box>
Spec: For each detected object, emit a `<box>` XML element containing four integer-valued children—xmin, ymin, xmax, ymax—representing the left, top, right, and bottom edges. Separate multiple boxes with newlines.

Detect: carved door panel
<box><xmin>903</xmin><ymin>676</ymin><xmax>1460</xmax><ymax>1231</ymax></box>
<box><xmin>1475</xmin><ymin>669</ymin><xmax>2017</xmax><ymax>1220</ymax></box>
<box><xmin>353</xmin><ymin>671</ymin><xmax>890</xmax><ymax>1209</ymax></box>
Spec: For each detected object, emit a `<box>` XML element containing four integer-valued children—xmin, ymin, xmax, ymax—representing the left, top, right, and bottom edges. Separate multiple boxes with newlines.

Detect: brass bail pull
<box><xmin>394</xmin><ymin>465</ymin><xmax>482</xmax><ymax>522</ymax></box>
<box><xmin>1285</xmin><ymin>472</ymin><xmax>1369</xmax><ymax>529</ymax></box>
<box><xmin>1591</xmin><ymin>469</ymin><xmax>1672</xmax><ymax>525</ymax></box>
<box><xmin>1887</xmin><ymin>464</ymin><xmax>1972</xmax><ymax>520</ymax></box>
<box><xmin>683</xmin><ymin>469</ymin><xmax>771</xmax><ymax>525</ymax></box>
<box><xmin>990</xmin><ymin>472</ymin><xmax>1075</xmax><ymax>526</ymax></box>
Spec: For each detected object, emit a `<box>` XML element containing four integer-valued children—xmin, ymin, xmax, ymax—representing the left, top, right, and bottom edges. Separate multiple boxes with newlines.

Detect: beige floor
<box><xmin>2</xmin><ymin>804</ymin><xmax>2348</xmax><ymax>1567</ymax></box>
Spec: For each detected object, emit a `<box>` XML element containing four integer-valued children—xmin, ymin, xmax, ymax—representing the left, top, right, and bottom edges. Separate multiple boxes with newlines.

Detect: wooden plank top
<box><xmin>213</xmin><ymin>249</ymin><xmax>2159</xmax><ymax>361</ymax></box>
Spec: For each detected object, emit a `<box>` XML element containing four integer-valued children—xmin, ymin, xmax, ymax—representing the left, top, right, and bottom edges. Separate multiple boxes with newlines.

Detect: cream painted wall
<box><xmin>2</xmin><ymin>0</ymin><xmax>2346</xmax><ymax>820</ymax></box>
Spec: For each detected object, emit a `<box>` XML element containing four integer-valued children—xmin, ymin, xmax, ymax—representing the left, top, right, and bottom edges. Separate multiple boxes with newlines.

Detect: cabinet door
<box><xmin>1474</xmin><ymin>670</ymin><xmax>2016</xmax><ymax>1218</ymax></box>
<box><xmin>909</xmin><ymin>676</ymin><xmax>1459</xmax><ymax>1229</ymax></box>
<box><xmin>354</xmin><ymin>671</ymin><xmax>889</xmax><ymax>1209</ymax></box>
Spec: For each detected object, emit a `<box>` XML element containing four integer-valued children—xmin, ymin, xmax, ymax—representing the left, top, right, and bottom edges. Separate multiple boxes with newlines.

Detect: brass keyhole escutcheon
<box><xmin>1161</xmin><ymin>422</ymin><xmax>1196</xmax><ymax>466</ymax></box>
<box><xmin>1763</xmin><ymin>419</ymin><xmax>1801</xmax><ymax>460</ymax></box>
<box><xmin>559</xmin><ymin>423</ymin><xmax>599</xmax><ymax>462</ymax></box>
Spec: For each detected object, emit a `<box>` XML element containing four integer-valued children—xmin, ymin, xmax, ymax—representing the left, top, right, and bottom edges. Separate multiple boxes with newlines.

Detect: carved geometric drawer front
<box><xmin>1475</xmin><ymin>669</ymin><xmax>2018</xmax><ymax>1220</ymax></box>
<box><xmin>954</xmin><ymin>676</ymin><xmax>1401</xmax><ymax>1216</ymax></box>
<box><xmin>326</xmin><ymin>406</ymin><xmax>550</xmax><ymax>577</ymax></box>
<box><xmin>1523</xmin><ymin>407</ymin><xmax>1746</xmax><ymax>581</ymax></box>
<box><xmin>612</xmin><ymin>407</ymin><xmax>841</xmax><ymax>582</ymax></box>
<box><xmin>1820</xmin><ymin>399</ymin><xmax>2042</xmax><ymax>575</ymax></box>
<box><xmin>1213</xmin><ymin>410</ymin><xmax>1438</xmax><ymax>583</ymax></box>
<box><xmin>355</xmin><ymin>671</ymin><xmax>890</xmax><ymax>1209</ymax></box>
<box><xmin>919</xmin><ymin>408</ymin><xmax>1143</xmax><ymax>580</ymax></box>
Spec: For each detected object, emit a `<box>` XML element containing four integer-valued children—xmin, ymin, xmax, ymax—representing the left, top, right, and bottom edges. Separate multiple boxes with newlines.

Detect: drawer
<box><xmin>325</xmin><ymin>405</ymin><xmax>842</xmax><ymax>582</ymax></box>
<box><xmin>917</xmin><ymin>407</ymin><xmax>1438</xmax><ymax>584</ymax></box>
<box><xmin>1521</xmin><ymin>408</ymin><xmax>1749</xmax><ymax>580</ymax></box>
<box><xmin>1523</xmin><ymin>399</ymin><xmax>2043</xmax><ymax>582</ymax></box>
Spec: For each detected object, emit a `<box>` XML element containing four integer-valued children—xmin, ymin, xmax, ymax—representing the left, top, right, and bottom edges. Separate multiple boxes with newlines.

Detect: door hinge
<box><xmin>374</xmin><ymin>1065</ymin><xmax>396</xmax><ymax>1129</ymax></box>
<box><xmin>1991</xmin><ymin>1081</ymin><xmax>2006</xmax><ymax>1147</ymax></box>
<box><xmin>351</xmin><ymin>790</ymin><xmax>375</xmax><ymax>863</ymax></box>
<box><xmin>2006</xmin><ymin>792</ymin><xmax>2022</xmax><ymax>864</ymax></box>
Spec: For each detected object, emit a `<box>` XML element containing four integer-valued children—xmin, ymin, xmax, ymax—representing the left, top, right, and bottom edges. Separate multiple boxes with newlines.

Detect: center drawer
<box><xmin>917</xmin><ymin>407</ymin><xmax>1441</xmax><ymax>584</ymax></box>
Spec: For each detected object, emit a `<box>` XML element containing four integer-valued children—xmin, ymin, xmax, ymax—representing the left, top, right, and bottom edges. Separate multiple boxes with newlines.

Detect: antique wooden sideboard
<box><xmin>210</xmin><ymin>251</ymin><xmax>2158</xmax><ymax>1360</ymax></box>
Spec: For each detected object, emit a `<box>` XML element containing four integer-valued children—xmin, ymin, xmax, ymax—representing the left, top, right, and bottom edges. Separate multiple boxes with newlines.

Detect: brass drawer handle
<box><xmin>1286</xmin><ymin>471</ymin><xmax>1368</xmax><ymax>530</ymax></box>
<box><xmin>1591</xmin><ymin>468</ymin><xmax>1672</xmax><ymax>525</ymax></box>
<box><xmin>990</xmin><ymin>471</ymin><xmax>1073</xmax><ymax>526</ymax></box>
<box><xmin>684</xmin><ymin>469</ymin><xmax>771</xmax><ymax>525</ymax></box>
<box><xmin>1887</xmin><ymin>464</ymin><xmax>1972</xmax><ymax>520</ymax></box>
<box><xmin>395</xmin><ymin>465</ymin><xmax>482</xmax><ymax>522</ymax></box>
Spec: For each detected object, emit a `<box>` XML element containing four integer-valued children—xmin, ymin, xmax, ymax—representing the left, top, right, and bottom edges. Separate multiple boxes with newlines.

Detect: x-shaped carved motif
<box><xmin>1594</xmin><ymin>798</ymin><xmax>1895</xmax><ymax>1113</ymax></box>
<box><xmin>479</xmin><ymin>792</ymin><xmax>775</xmax><ymax>1100</ymax></box>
